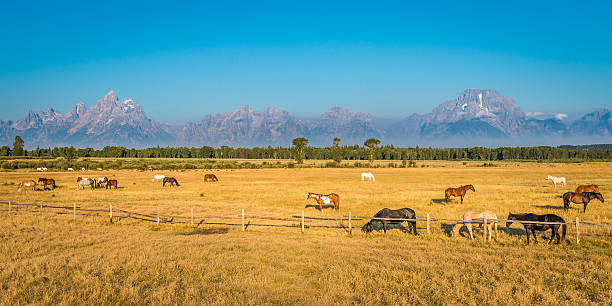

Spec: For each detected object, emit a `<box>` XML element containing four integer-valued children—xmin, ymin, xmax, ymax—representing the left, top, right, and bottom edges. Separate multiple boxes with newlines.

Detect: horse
<box><xmin>36</xmin><ymin>167</ymin><xmax>43</xmax><ymax>171</ymax></box>
<box><xmin>96</xmin><ymin>177</ymin><xmax>108</xmax><ymax>188</ymax></box>
<box><xmin>147</xmin><ymin>167</ymin><xmax>153</xmax><ymax>171</ymax></box>
<box><xmin>96</xmin><ymin>168</ymin><xmax>103</xmax><ymax>171</ymax></box>
<box><xmin>363</xmin><ymin>208</ymin><xmax>417</xmax><ymax>235</ymax></box>
<box><xmin>204</xmin><ymin>174</ymin><xmax>219</xmax><ymax>182</ymax></box>
<box><xmin>361</xmin><ymin>172</ymin><xmax>375</xmax><ymax>182</ymax></box>
<box><xmin>17</xmin><ymin>180</ymin><xmax>37</xmax><ymax>192</ymax></box>
<box><xmin>38</xmin><ymin>178</ymin><xmax>56</xmax><ymax>190</ymax></box>
<box><xmin>546</xmin><ymin>175</ymin><xmax>566</xmax><ymax>189</ymax></box>
<box><xmin>67</xmin><ymin>168</ymin><xmax>74</xmax><ymax>171</ymax></box>
<box><xmin>562</xmin><ymin>191</ymin><xmax>604</xmax><ymax>213</ymax></box>
<box><xmin>575</xmin><ymin>184</ymin><xmax>599</xmax><ymax>194</ymax></box>
<box><xmin>506</xmin><ymin>213</ymin><xmax>566</xmax><ymax>244</ymax></box>
<box><xmin>452</xmin><ymin>211</ymin><xmax>499</xmax><ymax>241</ymax></box>
<box><xmin>136</xmin><ymin>167</ymin><xmax>145</xmax><ymax>172</ymax></box>
<box><xmin>106</xmin><ymin>180</ymin><xmax>118</xmax><ymax>189</ymax></box>
<box><xmin>77</xmin><ymin>178</ymin><xmax>95</xmax><ymax>190</ymax></box>
<box><xmin>163</xmin><ymin>177</ymin><xmax>180</xmax><ymax>187</ymax></box>
<box><xmin>80</xmin><ymin>167</ymin><xmax>86</xmax><ymax>171</ymax></box>
<box><xmin>444</xmin><ymin>184</ymin><xmax>475</xmax><ymax>204</ymax></box>
<box><xmin>152</xmin><ymin>174</ymin><xmax>165</xmax><ymax>182</ymax></box>
<box><xmin>306</xmin><ymin>192</ymin><xmax>340</xmax><ymax>211</ymax></box>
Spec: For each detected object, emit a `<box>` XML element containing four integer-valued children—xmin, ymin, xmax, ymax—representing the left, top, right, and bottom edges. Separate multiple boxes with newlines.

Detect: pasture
<box><xmin>0</xmin><ymin>161</ymin><xmax>611</xmax><ymax>304</ymax></box>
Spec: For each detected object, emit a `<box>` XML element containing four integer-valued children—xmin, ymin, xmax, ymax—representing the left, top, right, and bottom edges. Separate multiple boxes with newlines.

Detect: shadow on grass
<box><xmin>534</xmin><ymin>205</ymin><xmax>565</xmax><ymax>210</ymax></box>
<box><xmin>431</xmin><ymin>198</ymin><xmax>451</xmax><ymax>204</ymax></box>
<box><xmin>181</xmin><ymin>227</ymin><xmax>230</xmax><ymax>235</ymax></box>
<box><xmin>360</xmin><ymin>222</ymin><xmax>415</xmax><ymax>234</ymax></box>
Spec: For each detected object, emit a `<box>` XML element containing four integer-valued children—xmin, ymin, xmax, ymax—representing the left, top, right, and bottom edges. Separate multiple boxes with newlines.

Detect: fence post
<box><xmin>576</xmin><ymin>217</ymin><xmax>580</xmax><ymax>244</ymax></box>
<box><xmin>73</xmin><ymin>203</ymin><xmax>76</xmax><ymax>221</ymax></box>
<box><xmin>483</xmin><ymin>217</ymin><xmax>488</xmax><ymax>241</ymax></box>
<box><xmin>348</xmin><ymin>211</ymin><xmax>352</xmax><ymax>234</ymax></box>
<box><xmin>426</xmin><ymin>213</ymin><xmax>431</xmax><ymax>235</ymax></box>
<box><xmin>191</xmin><ymin>208</ymin><xmax>194</xmax><ymax>226</ymax></box>
<box><xmin>241</xmin><ymin>209</ymin><xmax>245</xmax><ymax>231</ymax></box>
<box><xmin>109</xmin><ymin>204</ymin><xmax>113</xmax><ymax>223</ymax></box>
<box><xmin>157</xmin><ymin>207</ymin><xmax>160</xmax><ymax>226</ymax></box>
<box><xmin>301</xmin><ymin>211</ymin><xmax>305</xmax><ymax>233</ymax></box>
<box><xmin>8</xmin><ymin>201</ymin><xmax>10</xmax><ymax>216</ymax></box>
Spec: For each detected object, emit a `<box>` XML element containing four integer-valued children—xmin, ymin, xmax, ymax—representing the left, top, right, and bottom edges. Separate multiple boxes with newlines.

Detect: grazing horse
<box><xmin>361</xmin><ymin>172</ymin><xmax>375</xmax><ymax>182</ymax></box>
<box><xmin>444</xmin><ymin>184</ymin><xmax>475</xmax><ymax>204</ymax></box>
<box><xmin>67</xmin><ymin>168</ymin><xmax>74</xmax><ymax>171</ymax></box>
<box><xmin>96</xmin><ymin>177</ymin><xmax>108</xmax><ymax>188</ymax></box>
<box><xmin>506</xmin><ymin>213</ymin><xmax>566</xmax><ymax>244</ymax></box>
<box><xmin>77</xmin><ymin>177</ymin><xmax>95</xmax><ymax>190</ymax></box>
<box><xmin>163</xmin><ymin>177</ymin><xmax>180</xmax><ymax>187</ymax></box>
<box><xmin>204</xmin><ymin>174</ymin><xmax>219</xmax><ymax>182</ymax></box>
<box><xmin>106</xmin><ymin>180</ymin><xmax>118</xmax><ymax>189</ymax></box>
<box><xmin>575</xmin><ymin>184</ymin><xmax>599</xmax><ymax>194</ymax></box>
<box><xmin>562</xmin><ymin>192</ymin><xmax>604</xmax><ymax>213</ymax></box>
<box><xmin>306</xmin><ymin>192</ymin><xmax>340</xmax><ymax>211</ymax></box>
<box><xmin>546</xmin><ymin>175</ymin><xmax>566</xmax><ymax>189</ymax></box>
<box><xmin>152</xmin><ymin>174</ymin><xmax>165</xmax><ymax>182</ymax></box>
<box><xmin>364</xmin><ymin>208</ymin><xmax>417</xmax><ymax>235</ymax></box>
<box><xmin>136</xmin><ymin>167</ymin><xmax>145</xmax><ymax>172</ymax></box>
<box><xmin>38</xmin><ymin>178</ymin><xmax>56</xmax><ymax>190</ymax></box>
<box><xmin>452</xmin><ymin>211</ymin><xmax>499</xmax><ymax>241</ymax></box>
<box><xmin>17</xmin><ymin>180</ymin><xmax>37</xmax><ymax>192</ymax></box>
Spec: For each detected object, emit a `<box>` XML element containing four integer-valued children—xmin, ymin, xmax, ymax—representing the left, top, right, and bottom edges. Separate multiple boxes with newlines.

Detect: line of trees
<box><xmin>2</xmin><ymin>136</ymin><xmax>612</xmax><ymax>162</ymax></box>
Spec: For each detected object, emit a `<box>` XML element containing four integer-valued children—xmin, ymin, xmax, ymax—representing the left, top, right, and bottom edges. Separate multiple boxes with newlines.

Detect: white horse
<box><xmin>152</xmin><ymin>174</ymin><xmax>165</xmax><ymax>182</ymax></box>
<box><xmin>361</xmin><ymin>172</ymin><xmax>375</xmax><ymax>182</ymax></box>
<box><xmin>452</xmin><ymin>211</ymin><xmax>499</xmax><ymax>241</ymax></box>
<box><xmin>41</xmin><ymin>167</ymin><xmax>47</xmax><ymax>171</ymax></box>
<box><xmin>67</xmin><ymin>168</ymin><xmax>74</xmax><ymax>171</ymax></box>
<box><xmin>36</xmin><ymin>167</ymin><xmax>43</xmax><ymax>171</ymax></box>
<box><xmin>77</xmin><ymin>178</ymin><xmax>95</xmax><ymax>190</ymax></box>
<box><xmin>546</xmin><ymin>175</ymin><xmax>566</xmax><ymax>189</ymax></box>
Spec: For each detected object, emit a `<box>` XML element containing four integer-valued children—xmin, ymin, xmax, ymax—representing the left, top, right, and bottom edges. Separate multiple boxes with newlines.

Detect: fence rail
<box><xmin>2</xmin><ymin>200</ymin><xmax>611</xmax><ymax>244</ymax></box>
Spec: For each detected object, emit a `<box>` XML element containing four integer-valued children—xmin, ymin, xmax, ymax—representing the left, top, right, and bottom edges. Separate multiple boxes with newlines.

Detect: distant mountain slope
<box><xmin>0</xmin><ymin>89</ymin><xmax>610</xmax><ymax>148</ymax></box>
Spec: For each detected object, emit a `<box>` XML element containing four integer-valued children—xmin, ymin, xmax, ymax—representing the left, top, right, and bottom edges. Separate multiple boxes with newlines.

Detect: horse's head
<box><xmin>595</xmin><ymin>193</ymin><xmax>605</xmax><ymax>203</ymax></box>
<box><xmin>38</xmin><ymin>178</ymin><xmax>45</xmax><ymax>182</ymax></box>
<box><xmin>306</xmin><ymin>193</ymin><xmax>313</xmax><ymax>200</ymax></box>
<box><xmin>546</xmin><ymin>175</ymin><xmax>553</xmax><ymax>180</ymax></box>
<box><xmin>468</xmin><ymin>185</ymin><xmax>475</xmax><ymax>192</ymax></box>
<box><xmin>506</xmin><ymin>213</ymin><xmax>516</xmax><ymax>228</ymax></box>
<box><xmin>363</xmin><ymin>221</ymin><xmax>374</xmax><ymax>233</ymax></box>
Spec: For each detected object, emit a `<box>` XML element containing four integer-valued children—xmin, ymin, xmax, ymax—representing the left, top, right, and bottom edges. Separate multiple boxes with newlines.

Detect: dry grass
<box><xmin>0</xmin><ymin>161</ymin><xmax>611</xmax><ymax>304</ymax></box>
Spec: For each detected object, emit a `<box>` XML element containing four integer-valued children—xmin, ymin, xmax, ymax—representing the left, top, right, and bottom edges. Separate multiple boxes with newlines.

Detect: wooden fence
<box><xmin>2</xmin><ymin>200</ymin><xmax>611</xmax><ymax>244</ymax></box>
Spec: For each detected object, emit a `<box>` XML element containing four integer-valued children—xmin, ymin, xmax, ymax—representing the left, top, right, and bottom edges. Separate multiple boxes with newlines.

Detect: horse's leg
<box><xmin>547</xmin><ymin>228</ymin><xmax>555</xmax><ymax>244</ymax></box>
<box><xmin>412</xmin><ymin>221</ymin><xmax>418</xmax><ymax>235</ymax></box>
<box><xmin>468</xmin><ymin>224</ymin><xmax>474</xmax><ymax>239</ymax></box>
<box><xmin>382</xmin><ymin>222</ymin><xmax>387</xmax><ymax>233</ymax></box>
<box><xmin>583</xmin><ymin>202</ymin><xmax>587</xmax><ymax>213</ymax></box>
<box><xmin>460</xmin><ymin>195</ymin><xmax>464</xmax><ymax>204</ymax></box>
<box><xmin>525</xmin><ymin>228</ymin><xmax>530</xmax><ymax>244</ymax></box>
<box><xmin>532</xmin><ymin>230</ymin><xmax>538</xmax><ymax>244</ymax></box>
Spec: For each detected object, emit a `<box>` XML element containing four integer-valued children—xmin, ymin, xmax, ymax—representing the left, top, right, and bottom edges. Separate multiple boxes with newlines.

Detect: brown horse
<box><xmin>204</xmin><ymin>174</ymin><xmax>219</xmax><ymax>182</ymax></box>
<box><xmin>136</xmin><ymin>167</ymin><xmax>145</xmax><ymax>172</ymax></box>
<box><xmin>306</xmin><ymin>192</ymin><xmax>340</xmax><ymax>210</ymax></box>
<box><xmin>562</xmin><ymin>191</ymin><xmax>604</xmax><ymax>213</ymax></box>
<box><xmin>17</xmin><ymin>180</ymin><xmax>37</xmax><ymax>192</ymax></box>
<box><xmin>575</xmin><ymin>184</ymin><xmax>599</xmax><ymax>194</ymax></box>
<box><xmin>106</xmin><ymin>179</ymin><xmax>118</xmax><ymax>189</ymax></box>
<box><xmin>445</xmin><ymin>185</ymin><xmax>475</xmax><ymax>204</ymax></box>
<box><xmin>38</xmin><ymin>178</ymin><xmax>56</xmax><ymax>190</ymax></box>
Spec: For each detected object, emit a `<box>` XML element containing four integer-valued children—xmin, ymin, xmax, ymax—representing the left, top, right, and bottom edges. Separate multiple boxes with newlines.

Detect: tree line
<box><xmin>2</xmin><ymin>136</ymin><xmax>612</xmax><ymax>162</ymax></box>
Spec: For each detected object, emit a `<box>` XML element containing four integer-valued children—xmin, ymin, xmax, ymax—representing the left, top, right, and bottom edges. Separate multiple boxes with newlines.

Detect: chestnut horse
<box><xmin>562</xmin><ymin>191</ymin><xmax>604</xmax><ymax>213</ymax></box>
<box><xmin>204</xmin><ymin>174</ymin><xmax>219</xmax><ymax>182</ymax></box>
<box><xmin>17</xmin><ymin>180</ymin><xmax>37</xmax><ymax>192</ymax></box>
<box><xmin>445</xmin><ymin>185</ymin><xmax>475</xmax><ymax>204</ymax></box>
<box><xmin>575</xmin><ymin>184</ymin><xmax>599</xmax><ymax>194</ymax></box>
<box><xmin>38</xmin><ymin>178</ymin><xmax>56</xmax><ymax>190</ymax></box>
<box><xmin>106</xmin><ymin>179</ymin><xmax>118</xmax><ymax>189</ymax></box>
<box><xmin>306</xmin><ymin>192</ymin><xmax>340</xmax><ymax>210</ymax></box>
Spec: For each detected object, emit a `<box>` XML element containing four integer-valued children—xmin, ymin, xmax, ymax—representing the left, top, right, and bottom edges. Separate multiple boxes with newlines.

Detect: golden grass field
<box><xmin>0</xmin><ymin>161</ymin><xmax>611</xmax><ymax>304</ymax></box>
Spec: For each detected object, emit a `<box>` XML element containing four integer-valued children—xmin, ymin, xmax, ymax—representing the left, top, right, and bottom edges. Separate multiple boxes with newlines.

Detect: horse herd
<box><xmin>12</xmin><ymin>170</ymin><xmax>606</xmax><ymax>245</ymax></box>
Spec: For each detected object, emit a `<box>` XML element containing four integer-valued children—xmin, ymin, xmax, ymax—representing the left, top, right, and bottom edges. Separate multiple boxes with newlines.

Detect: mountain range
<box><xmin>1</xmin><ymin>89</ymin><xmax>610</xmax><ymax>149</ymax></box>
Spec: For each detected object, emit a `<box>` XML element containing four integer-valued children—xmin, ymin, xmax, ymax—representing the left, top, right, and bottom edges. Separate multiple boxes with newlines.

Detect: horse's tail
<box><xmin>562</xmin><ymin>223</ymin><xmax>567</xmax><ymax>242</ymax></box>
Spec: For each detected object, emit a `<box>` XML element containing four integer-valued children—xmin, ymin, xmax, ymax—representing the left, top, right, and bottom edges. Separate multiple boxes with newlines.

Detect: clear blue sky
<box><xmin>1</xmin><ymin>0</ymin><xmax>611</xmax><ymax>123</ymax></box>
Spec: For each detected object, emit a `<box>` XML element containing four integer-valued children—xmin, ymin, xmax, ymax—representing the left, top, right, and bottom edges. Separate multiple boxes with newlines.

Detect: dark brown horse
<box><xmin>562</xmin><ymin>191</ymin><xmax>604</xmax><ymax>213</ymax></box>
<box><xmin>204</xmin><ymin>174</ymin><xmax>219</xmax><ymax>182</ymax></box>
<box><xmin>575</xmin><ymin>184</ymin><xmax>599</xmax><ymax>194</ymax></box>
<box><xmin>38</xmin><ymin>178</ymin><xmax>56</xmax><ymax>190</ymax></box>
<box><xmin>106</xmin><ymin>179</ymin><xmax>118</xmax><ymax>189</ymax></box>
<box><xmin>306</xmin><ymin>192</ymin><xmax>340</xmax><ymax>210</ymax></box>
<box><xmin>163</xmin><ymin>177</ymin><xmax>180</xmax><ymax>187</ymax></box>
<box><xmin>445</xmin><ymin>184</ymin><xmax>475</xmax><ymax>204</ymax></box>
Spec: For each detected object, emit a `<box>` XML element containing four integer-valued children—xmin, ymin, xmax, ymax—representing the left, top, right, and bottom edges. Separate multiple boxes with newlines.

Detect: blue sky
<box><xmin>1</xmin><ymin>1</ymin><xmax>611</xmax><ymax>123</ymax></box>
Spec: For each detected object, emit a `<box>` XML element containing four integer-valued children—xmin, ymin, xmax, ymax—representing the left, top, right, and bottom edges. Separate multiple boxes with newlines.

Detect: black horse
<box><xmin>163</xmin><ymin>177</ymin><xmax>180</xmax><ymax>187</ymax></box>
<box><xmin>364</xmin><ymin>208</ymin><xmax>417</xmax><ymax>235</ymax></box>
<box><xmin>506</xmin><ymin>213</ymin><xmax>566</xmax><ymax>244</ymax></box>
<box><xmin>562</xmin><ymin>191</ymin><xmax>604</xmax><ymax>213</ymax></box>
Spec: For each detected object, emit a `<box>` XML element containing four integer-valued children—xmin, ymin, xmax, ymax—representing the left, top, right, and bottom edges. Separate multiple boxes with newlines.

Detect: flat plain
<box><xmin>0</xmin><ymin>161</ymin><xmax>611</xmax><ymax>304</ymax></box>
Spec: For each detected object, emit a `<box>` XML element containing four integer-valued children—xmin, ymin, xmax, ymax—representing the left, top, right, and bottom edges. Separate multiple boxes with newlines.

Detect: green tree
<box><xmin>12</xmin><ymin>136</ymin><xmax>25</xmax><ymax>156</ymax></box>
<box><xmin>0</xmin><ymin>146</ymin><xmax>10</xmax><ymax>156</ymax></box>
<box><xmin>364</xmin><ymin>138</ymin><xmax>381</xmax><ymax>166</ymax></box>
<box><xmin>64</xmin><ymin>146</ymin><xmax>77</xmax><ymax>163</ymax></box>
<box><xmin>332</xmin><ymin>137</ymin><xmax>342</xmax><ymax>163</ymax></box>
<box><xmin>291</xmin><ymin>137</ymin><xmax>309</xmax><ymax>164</ymax></box>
